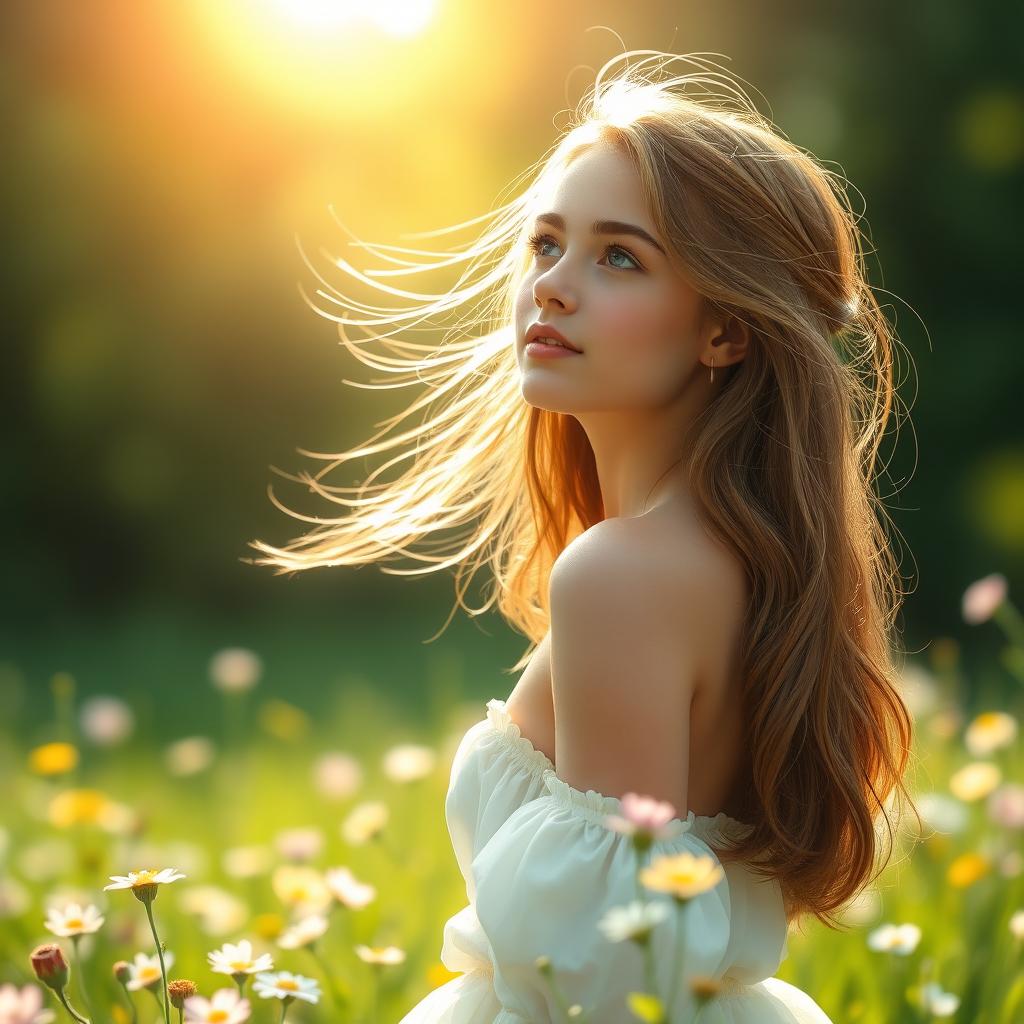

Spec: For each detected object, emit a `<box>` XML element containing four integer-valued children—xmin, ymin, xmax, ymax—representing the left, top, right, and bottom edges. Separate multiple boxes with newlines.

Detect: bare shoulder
<box><xmin>547</xmin><ymin>511</ymin><xmax>744</xmax><ymax>809</ymax></box>
<box><xmin>551</xmin><ymin>509</ymin><xmax>747</xmax><ymax>645</ymax></box>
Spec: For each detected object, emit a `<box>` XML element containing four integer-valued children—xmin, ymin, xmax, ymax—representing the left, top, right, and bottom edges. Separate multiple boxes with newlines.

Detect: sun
<box><xmin>266</xmin><ymin>0</ymin><xmax>435</xmax><ymax>37</ymax></box>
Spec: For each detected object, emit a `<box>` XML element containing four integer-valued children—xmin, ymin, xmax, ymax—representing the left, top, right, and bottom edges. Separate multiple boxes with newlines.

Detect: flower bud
<box><xmin>113</xmin><ymin>960</ymin><xmax>132</xmax><ymax>984</ymax></box>
<box><xmin>168</xmin><ymin>980</ymin><xmax>197</xmax><ymax>1009</ymax></box>
<box><xmin>31</xmin><ymin>944</ymin><xmax>69</xmax><ymax>992</ymax></box>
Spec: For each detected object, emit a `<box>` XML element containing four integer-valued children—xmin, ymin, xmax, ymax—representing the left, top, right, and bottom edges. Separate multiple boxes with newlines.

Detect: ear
<box><xmin>699</xmin><ymin>306</ymin><xmax>751</xmax><ymax>371</ymax></box>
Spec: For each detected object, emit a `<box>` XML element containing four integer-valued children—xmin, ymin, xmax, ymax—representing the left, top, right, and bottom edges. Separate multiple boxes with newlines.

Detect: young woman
<box><xmin>249</xmin><ymin>51</ymin><xmax>919</xmax><ymax>1023</ymax></box>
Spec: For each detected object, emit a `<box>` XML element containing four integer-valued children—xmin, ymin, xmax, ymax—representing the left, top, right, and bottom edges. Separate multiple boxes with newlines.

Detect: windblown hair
<box><xmin>246</xmin><ymin>51</ymin><xmax>920</xmax><ymax>930</ymax></box>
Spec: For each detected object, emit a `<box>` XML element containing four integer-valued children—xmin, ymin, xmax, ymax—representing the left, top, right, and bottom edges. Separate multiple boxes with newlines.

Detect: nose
<box><xmin>533</xmin><ymin>264</ymin><xmax>577</xmax><ymax>313</ymax></box>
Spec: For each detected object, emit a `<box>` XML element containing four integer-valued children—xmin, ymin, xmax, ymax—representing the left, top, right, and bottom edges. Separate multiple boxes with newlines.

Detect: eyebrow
<box><xmin>533</xmin><ymin>212</ymin><xmax>667</xmax><ymax>258</ymax></box>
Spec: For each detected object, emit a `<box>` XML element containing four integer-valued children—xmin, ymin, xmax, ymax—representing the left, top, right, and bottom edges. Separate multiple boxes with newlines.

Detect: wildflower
<box><xmin>0</xmin><ymin>982</ymin><xmax>56</xmax><ymax>1024</ymax></box>
<box><xmin>920</xmin><ymin>981</ymin><xmax>960</xmax><ymax>1017</ymax></box>
<box><xmin>1009</xmin><ymin>909</ymin><xmax>1024</xmax><ymax>940</ymax></box>
<box><xmin>964</xmin><ymin>711</ymin><xmax>1018</xmax><ymax>757</ymax></box>
<box><xmin>988</xmin><ymin>783</ymin><xmax>1024</xmax><ymax>829</ymax></box>
<box><xmin>270</xmin><ymin>866</ymin><xmax>331</xmax><ymax>914</ymax></box>
<box><xmin>913</xmin><ymin>792</ymin><xmax>969</xmax><ymax>835</ymax></box>
<box><xmin>382</xmin><ymin>744</ymin><xmax>436</xmax><ymax>783</ymax></box>
<box><xmin>79</xmin><ymin>696</ymin><xmax>134</xmax><ymax>746</ymax></box>
<box><xmin>183</xmin><ymin>988</ymin><xmax>251</xmax><ymax>1024</ymax></box>
<box><xmin>354</xmin><ymin>945</ymin><xmax>406</xmax><ymax>965</ymax></box>
<box><xmin>28</xmin><ymin>945</ymin><xmax>69</xmax><ymax>993</ymax></box>
<box><xmin>28</xmin><ymin>743</ymin><xmax>78</xmax><ymax>777</ymax></box>
<box><xmin>928</xmin><ymin>708</ymin><xmax>963</xmax><ymax>740</ymax></box>
<box><xmin>895</xmin><ymin>664</ymin><xmax>940</xmax><ymax>718</ymax></box>
<box><xmin>259</xmin><ymin>701</ymin><xmax>310</xmax><ymax>742</ymax></box>
<box><xmin>112</xmin><ymin>961</ymin><xmax>132</xmax><ymax>984</ymax></box>
<box><xmin>209</xmin><ymin>648</ymin><xmax>263</xmax><ymax>693</ymax></box>
<box><xmin>313</xmin><ymin>752</ymin><xmax>362</xmax><ymax>800</ymax></box>
<box><xmin>961</xmin><ymin>573</ymin><xmax>1007</xmax><ymax>624</ymax></box>
<box><xmin>605</xmin><ymin>793</ymin><xmax>687</xmax><ymax>847</ymax></box>
<box><xmin>104</xmin><ymin>868</ymin><xmax>186</xmax><ymax>904</ymax></box>
<box><xmin>340</xmin><ymin>801</ymin><xmax>389</xmax><ymax>845</ymax></box>
<box><xmin>208</xmin><ymin>939</ymin><xmax>274</xmax><ymax>978</ymax></box>
<box><xmin>46</xmin><ymin>789</ymin><xmax>126</xmax><ymax>831</ymax></box>
<box><xmin>596</xmin><ymin>899</ymin><xmax>671</xmax><ymax>944</ymax></box>
<box><xmin>325</xmin><ymin>866</ymin><xmax>377</xmax><ymax>909</ymax></box>
<box><xmin>252</xmin><ymin>972</ymin><xmax>321</xmax><ymax>1004</ymax></box>
<box><xmin>274</xmin><ymin>827</ymin><xmax>324</xmax><ymax>863</ymax></box>
<box><xmin>949</xmin><ymin>761</ymin><xmax>1001</xmax><ymax>801</ymax></box>
<box><xmin>168</xmin><ymin>979</ymin><xmax>197</xmax><ymax>1010</ymax></box>
<box><xmin>640</xmin><ymin>851</ymin><xmax>725</xmax><ymax>902</ymax></box>
<box><xmin>178</xmin><ymin>885</ymin><xmax>248</xmax><ymax>937</ymax></box>
<box><xmin>277</xmin><ymin>914</ymin><xmax>329</xmax><ymax>950</ymax></box>
<box><xmin>125</xmin><ymin>951</ymin><xmax>175</xmax><ymax>991</ymax></box>
<box><xmin>44</xmin><ymin>903</ymin><xmax>105</xmax><ymax>938</ymax></box>
<box><xmin>251</xmin><ymin>914</ymin><xmax>285</xmax><ymax>941</ymax></box>
<box><xmin>426</xmin><ymin>962</ymin><xmax>459</xmax><ymax>989</ymax></box>
<box><xmin>866</xmin><ymin>922</ymin><xmax>921</xmax><ymax>955</ymax></box>
<box><xmin>165</xmin><ymin>737</ymin><xmax>216</xmax><ymax>776</ymax></box>
<box><xmin>222</xmin><ymin>846</ymin><xmax>273</xmax><ymax>879</ymax></box>
<box><xmin>947</xmin><ymin>852</ymin><xmax>991</xmax><ymax>888</ymax></box>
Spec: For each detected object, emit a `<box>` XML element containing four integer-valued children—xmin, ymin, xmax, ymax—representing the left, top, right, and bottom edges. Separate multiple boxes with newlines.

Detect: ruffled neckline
<box><xmin>483</xmin><ymin>698</ymin><xmax>755</xmax><ymax>847</ymax></box>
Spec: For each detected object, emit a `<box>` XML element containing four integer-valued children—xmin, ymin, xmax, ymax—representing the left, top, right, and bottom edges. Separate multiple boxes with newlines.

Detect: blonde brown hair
<box><xmin>245</xmin><ymin>52</ymin><xmax>920</xmax><ymax>929</ymax></box>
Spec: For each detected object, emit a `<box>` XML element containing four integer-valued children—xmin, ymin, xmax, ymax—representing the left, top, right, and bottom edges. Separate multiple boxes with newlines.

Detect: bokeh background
<box><xmin>3</xmin><ymin>1</ymin><xmax>1024</xmax><ymax>1022</ymax></box>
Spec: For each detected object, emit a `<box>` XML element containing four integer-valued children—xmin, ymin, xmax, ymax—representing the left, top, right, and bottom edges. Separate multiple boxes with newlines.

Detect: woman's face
<box><xmin>514</xmin><ymin>140</ymin><xmax>709</xmax><ymax>415</ymax></box>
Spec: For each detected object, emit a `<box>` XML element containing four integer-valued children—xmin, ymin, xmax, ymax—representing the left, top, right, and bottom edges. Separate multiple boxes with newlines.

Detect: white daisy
<box><xmin>920</xmin><ymin>981</ymin><xmax>960</xmax><ymax>1017</ymax></box>
<box><xmin>325</xmin><ymin>866</ymin><xmax>376</xmax><ymax>910</ymax></box>
<box><xmin>125</xmin><ymin>951</ymin><xmax>175</xmax><ymax>991</ymax></box>
<box><xmin>597</xmin><ymin>900</ymin><xmax>672</xmax><ymax>943</ymax></box>
<box><xmin>208</xmin><ymin>939</ymin><xmax>274</xmax><ymax>977</ymax></box>
<box><xmin>104</xmin><ymin>868</ymin><xmax>186</xmax><ymax>900</ymax></box>
<box><xmin>381</xmin><ymin>744</ymin><xmax>436</xmax><ymax>783</ymax></box>
<box><xmin>183</xmin><ymin>987</ymin><xmax>251</xmax><ymax>1024</ymax></box>
<box><xmin>277</xmin><ymin>914</ymin><xmax>329</xmax><ymax>950</ymax></box>
<box><xmin>866</xmin><ymin>922</ymin><xmax>921</xmax><ymax>955</ymax></box>
<box><xmin>252</xmin><ymin>972</ymin><xmax>320</xmax><ymax>1004</ymax></box>
<box><xmin>44</xmin><ymin>902</ymin><xmax>105</xmax><ymax>937</ymax></box>
<box><xmin>354</xmin><ymin>944</ymin><xmax>406</xmax><ymax>965</ymax></box>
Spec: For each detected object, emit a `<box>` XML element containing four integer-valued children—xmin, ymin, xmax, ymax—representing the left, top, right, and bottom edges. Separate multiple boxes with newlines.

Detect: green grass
<box><xmin>1</xmin><ymin>602</ymin><xmax>1023</xmax><ymax>1024</ymax></box>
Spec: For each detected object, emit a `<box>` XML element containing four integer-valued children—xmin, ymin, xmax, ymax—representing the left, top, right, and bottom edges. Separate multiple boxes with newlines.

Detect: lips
<box><xmin>525</xmin><ymin>323</ymin><xmax>582</xmax><ymax>353</ymax></box>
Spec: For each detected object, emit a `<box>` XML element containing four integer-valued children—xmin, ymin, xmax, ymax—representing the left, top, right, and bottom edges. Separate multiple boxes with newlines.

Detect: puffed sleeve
<box><xmin>471</xmin><ymin>770</ymin><xmax>742</xmax><ymax>1024</ymax></box>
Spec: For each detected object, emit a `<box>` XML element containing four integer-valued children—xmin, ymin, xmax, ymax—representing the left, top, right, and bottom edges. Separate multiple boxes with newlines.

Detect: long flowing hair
<box><xmin>245</xmin><ymin>52</ymin><xmax>921</xmax><ymax>929</ymax></box>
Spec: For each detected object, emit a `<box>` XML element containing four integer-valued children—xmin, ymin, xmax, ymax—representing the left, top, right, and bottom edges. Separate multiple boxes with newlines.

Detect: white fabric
<box><xmin>398</xmin><ymin>698</ymin><xmax>834</xmax><ymax>1023</ymax></box>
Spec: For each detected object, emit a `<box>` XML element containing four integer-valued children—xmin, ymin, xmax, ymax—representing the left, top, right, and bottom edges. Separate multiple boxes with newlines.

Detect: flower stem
<box><xmin>279</xmin><ymin>996</ymin><xmax>293</xmax><ymax>1024</ymax></box>
<box><xmin>56</xmin><ymin>987</ymin><xmax>90</xmax><ymax>1024</ymax></box>
<box><xmin>70</xmin><ymin>935</ymin><xmax>94</xmax><ymax>1022</ymax></box>
<box><xmin>143</xmin><ymin>900</ymin><xmax>171</xmax><ymax>1024</ymax></box>
<box><xmin>117</xmin><ymin>986</ymin><xmax>137</xmax><ymax>1024</ymax></box>
<box><xmin>664</xmin><ymin>899</ymin><xmax>690</xmax><ymax>1022</ymax></box>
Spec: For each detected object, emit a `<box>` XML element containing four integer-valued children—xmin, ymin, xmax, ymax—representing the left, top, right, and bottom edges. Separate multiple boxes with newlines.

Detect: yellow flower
<box><xmin>639</xmin><ymin>850</ymin><xmax>725</xmax><ymax>901</ymax></box>
<box><xmin>964</xmin><ymin>711</ymin><xmax>1017</xmax><ymax>757</ymax></box>
<box><xmin>29</xmin><ymin>742</ymin><xmax>78</xmax><ymax>776</ymax></box>
<box><xmin>426</xmin><ymin>962</ymin><xmax>459</xmax><ymax>989</ymax></box>
<box><xmin>949</xmin><ymin>761</ymin><xmax>1002</xmax><ymax>801</ymax></box>
<box><xmin>341</xmin><ymin>801</ymin><xmax>389</xmax><ymax>845</ymax></box>
<box><xmin>259</xmin><ymin>700</ymin><xmax>310</xmax><ymax>741</ymax></box>
<box><xmin>354</xmin><ymin>944</ymin><xmax>406</xmax><ymax>965</ymax></box>
<box><xmin>48</xmin><ymin>788</ymin><xmax>112</xmax><ymax>828</ymax></box>
<box><xmin>252</xmin><ymin>913</ymin><xmax>285</xmax><ymax>940</ymax></box>
<box><xmin>947</xmin><ymin>852</ymin><xmax>991</xmax><ymax>888</ymax></box>
<box><xmin>270</xmin><ymin>865</ymin><xmax>330</xmax><ymax>913</ymax></box>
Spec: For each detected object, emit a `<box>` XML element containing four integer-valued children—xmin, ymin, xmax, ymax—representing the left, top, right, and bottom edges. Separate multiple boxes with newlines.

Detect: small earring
<box><xmin>709</xmin><ymin>356</ymin><xmax>715</xmax><ymax>384</ymax></box>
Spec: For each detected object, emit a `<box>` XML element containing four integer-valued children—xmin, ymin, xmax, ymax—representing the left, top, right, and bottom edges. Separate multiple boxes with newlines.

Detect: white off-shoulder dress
<box><xmin>398</xmin><ymin>698</ymin><xmax>835</xmax><ymax>1023</ymax></box>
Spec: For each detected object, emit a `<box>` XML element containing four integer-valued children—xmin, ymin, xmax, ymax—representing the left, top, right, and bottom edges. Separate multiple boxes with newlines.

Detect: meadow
<box><xmin>2</xmin><ymin>573</ymin><xmax>1022</xmax><ymax>1024</ymax></box>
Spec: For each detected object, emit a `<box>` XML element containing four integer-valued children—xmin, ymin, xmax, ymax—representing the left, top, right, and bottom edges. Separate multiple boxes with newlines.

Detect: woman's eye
<box><xmin>525</xmin><ymin>232</ymin><xmax>642</xmax><ymax>271</ymax></box>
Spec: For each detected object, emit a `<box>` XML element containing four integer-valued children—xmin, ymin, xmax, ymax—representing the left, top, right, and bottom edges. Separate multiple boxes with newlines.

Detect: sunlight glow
<box><xmin>267</xmin><ymin>0</ymin><xmax>435</xmax><ymax>37</ymax></box>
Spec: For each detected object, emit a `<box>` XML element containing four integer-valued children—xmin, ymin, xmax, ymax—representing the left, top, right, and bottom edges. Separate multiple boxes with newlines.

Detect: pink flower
<box><xmin>0</xmin><ymin>983</ymin><xmax>56</xmax><ymax>1024</ymax></box>
<box><xmin>605</xmin><ymin>792</ymin><xmax>685</xmax><ymax>840</ymax></box>
<box><xmin>988</xmin><ymin>784</ymin><xmax>1024</xmax><ymax>830</ymax></box>
<box><xmin>962</xmin><ymin>573</ymin><xmax>1008</xmax><ymax>624</ymax></box>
